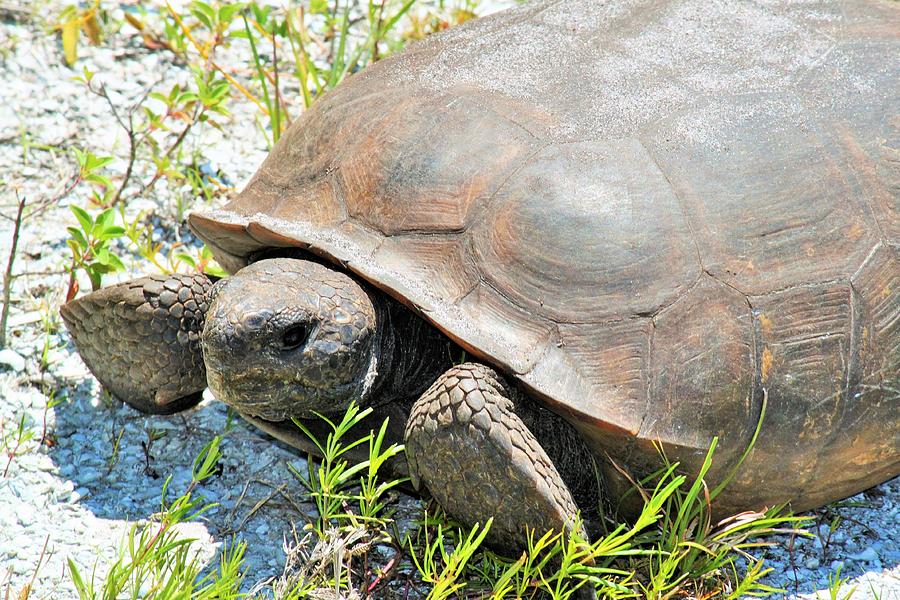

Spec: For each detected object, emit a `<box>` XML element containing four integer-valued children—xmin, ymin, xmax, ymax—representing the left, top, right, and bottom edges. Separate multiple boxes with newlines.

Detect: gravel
<box><xmin>0</xmin><ymin>2</ymin><xmax>897</xmax><ymax>599</ymax></box>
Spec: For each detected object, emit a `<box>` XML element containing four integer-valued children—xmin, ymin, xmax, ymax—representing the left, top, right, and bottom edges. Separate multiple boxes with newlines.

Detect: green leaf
<box><xmin>67</xmin><ymin>558</ymin><xmax>88</xmax><ymax>596</ymax></box>
<box><xmin>218</xmin><ymin>3</ymin><xmax>243</xmax><ymax>24</ymax></box>
<box><xmin>79</xmin><ymin>65</ymin><xmax>95</xmax><ymax>84</ymax></box>
<box><xmin>66</xmin><ymin>238</ymin><xmax>83</xmax><ymax>260</ymax></box>
<box><xmin>95</xmin><ymin>208</ymin><xmax>114</xmax><ymax>229</ymax></box>
<box><xmin>94</xmin><ymin>247</ymin><xmax>113</xmax><ymax>266</ymax></box>
<box><xmin>85</xmin><ymin>153</ymin><xmax>114</xmax><ymax>171</ymax></box>
<box><xmin>204</xmin><ymin>263</ymin><xmax>228</xmax><ymax>279</ymax></box>
<box><xmin>71</xmin><ymin>147</ymin><xmax>87</xmax><ymax>169</ymax></box>
<box><xmin>149</xmin><ymin>91</ymin><xmax>170</xmax><ymax>106</ymax></box>
<box><xmin>251</xmin><ymin>3</ymin><xmax>272</xmax><ymax>23</ymax></box>
<box><xmin>70</xmin><ymin>205</ymin><xmax>93</xmax><ymax>233</ymax></box>
<box><xmin>85</xmin><ymin>173</ymin><xmax>112</xmax><ymax>189</ymax></box>
<box><xmin>175</xmin><ymin>252</ymin><xmax>197</xmax><ymax>268</ymax></box>
<box><xmin>66</xmin><ymin>226</ymin><xmax>87</xmax><ymax>248</ymax></box>
<box><xmin>86</xmin><ymin>265</ymin><xmax>102</xmax><ymax>291</ymax></box>
<box><xmin>98</xmin><ymin>226</ymin><xmax>126</xmax><ymax>241</ymax></box>
<box><xmin>383</xmin><ymin>0</ymin><xmax>418</xmax><ymax>35</ymax></box>
<box><xmin>106</xmin><ymin>253</ymin><xmax>126</xmax><ymax>272</ymax></box>
<box><xmin>190</xmin><ymin>1</ymin><xmax>216</xmax><ymax>29</ymax></box>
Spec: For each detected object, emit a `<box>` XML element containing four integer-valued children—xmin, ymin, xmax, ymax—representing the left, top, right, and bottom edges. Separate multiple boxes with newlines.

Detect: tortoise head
<box><xmin>201</xmin><ymin>257</ymin><xmax>379</xmax><ymax>421</ymax></box>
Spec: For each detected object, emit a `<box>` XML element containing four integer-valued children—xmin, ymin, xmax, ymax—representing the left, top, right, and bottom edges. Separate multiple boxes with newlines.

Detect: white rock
<box><xmin>0</xmin><ymin>349</ymin><xmax>26</xmax><ymax>372</ymax></box>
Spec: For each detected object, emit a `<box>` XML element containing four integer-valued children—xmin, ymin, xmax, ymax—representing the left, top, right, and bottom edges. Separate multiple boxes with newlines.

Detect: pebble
<box><xmin>0</xmin><ymin>348</ymin><xmax>27</xmax><ymax>372</ymax></box>
<box><xmin>850</xmin><ymin>548</ymin><xmax>879</xmax><ymax>563</ymax></box>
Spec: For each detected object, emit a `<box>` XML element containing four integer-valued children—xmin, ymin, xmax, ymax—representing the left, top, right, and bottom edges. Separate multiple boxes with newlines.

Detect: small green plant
<box><xmin>1</xmin><ymin>412</ymin><xmax>36</xmax><ymax>477</ymax></box>
<box><xmin>68</xmin><ymin>437</ymin><xmax>247</xmax><ymax>599</ymax></box>
<box><xmin>410</xmin><ymin>516</ymin><xmax>493</xmax><ymax>599</ymax></box>
<box><xmin>725</xmin><ymin>559</ymin><xmax>781</xmax><ymax>599</ymax></box>
<box><xmin>289</xmin><ymin>403</ymin><xmax>405</xmax><ymax>532</ymax></box>
<box><xmin>818</xmin><ymin>564</ymin><xmax>857</xmax><ymax>600</ymax></box>
<box><xmin>40</xmin><ymin>392</ymin><xmax>63</xmax><ymax>448</ymax></box>
<box><xmin>815</xmin><ymin>508</ymin><xmax>844</xmax><ymax>561</ymax></box>
<box><xmin>105</xmin><ymin>425</ymin><xmax>124</xmax><ymax>475</ymax></box>
<box><xmin>408</xmin><ymin>462</ymin><xmax>680</xmax><ymax>599</ymax></box>
<box><xmin>37</xmin><ymin>303</ymin><xmax>62</xmax><ymax>374</ymax></box>
<box><xmin>173</xmin><ymin>245</ymin><xmax>229</xmax><ymax>279</ymax></box>
<box><xmin>65</xmin><ymin>204</ymin><xmax>126</xmax><ymax>300</ymax></box>
<box><xmin>0</xmin><ymin>191</ymin><xmax>26</xmax><ymax>348</ymax></box>
<box><xmin>626</xmin><ymin>394</ymin><xmax>811</xmax><ymax>596</ymax></box>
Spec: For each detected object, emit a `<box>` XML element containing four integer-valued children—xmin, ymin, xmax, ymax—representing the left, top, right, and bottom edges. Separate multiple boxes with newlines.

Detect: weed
<box><xmin>105</xmin><ymin>424</ymin><xmax>125</xmax><ymax>476</ymax></box>
<box><xmin>1</xmin><ymin>412</ymin><xmax>36</xmax><ymax>477</ymax></box>
<box><xmin>289</xmin><ymin>403</ymin><xmax>405</xmax><ymax>534</ymax></box>
<box><xmin>64</xmin><ymin>204</ymin><xmax>126</xmax><ymax>300</ymax></box>
<box><xmin>142</xmin><ymin>428</ymin><xmax>168</xmax><ymax>479</ymax></box>
<box><xmin>0</xmin><ymin>192</ymin><xmax>26</xmax><ymax>348</ymax></box>
<box><xmin>39</xmin><ymin>391</ymin><xmax>62</xmax><ymax>448</ymax></box>
<box><xmin>816</xmin><ymin>510</ymin><xmax>844</xmax><ymax>561</ymax></box>
<box><xmin>818</xmin><ymin>564</ymin><xmax>857</xmax><ymax>600</ymax></box>
<box><xmin>67</xmin><ymin>437</ymin><xmax>245</xmax><ymax>599</ymax></box>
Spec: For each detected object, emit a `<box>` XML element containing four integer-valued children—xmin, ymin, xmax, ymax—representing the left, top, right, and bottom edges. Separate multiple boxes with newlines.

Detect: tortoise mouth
<box><xmin>205</xmin><ymin>366</ymin><xmax>326</xmax><ymax>421</ymax></box>
<box><xmin>240</xmin><ymin>413</ymin><xmax>320</xmax><ymax>453</ymax></box>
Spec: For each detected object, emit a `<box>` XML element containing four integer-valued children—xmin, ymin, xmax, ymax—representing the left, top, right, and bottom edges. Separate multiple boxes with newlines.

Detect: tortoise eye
<box><xmin>280</xmin><ymin>324</ymin><xmax>310</xmax><ymax>351</ymax></box>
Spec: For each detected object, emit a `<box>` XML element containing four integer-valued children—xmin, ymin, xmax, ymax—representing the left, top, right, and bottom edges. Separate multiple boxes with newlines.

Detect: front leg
<box><xmin>60</xmin><ymin>273</ymin><xmax>215</xmax><ymax>414</ymax></box>
<box><xmin>405</xmin><ymin>363</ymin><xmax>587</xmax><ymax>555</ymax></box>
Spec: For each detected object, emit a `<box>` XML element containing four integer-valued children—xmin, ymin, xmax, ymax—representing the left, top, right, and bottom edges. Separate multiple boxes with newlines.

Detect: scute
<box><xmin>643</xmin><ymin>277</ymin><xmax>755</xmax><ymax>477</ymax></box>
<box><xmin>191</xmin><ymin>0</ymin><xmax>900</xmax><ymax>514</ymax></box>
<box><xmin>643</xmin><ymin>92</ymin><xmax>883</xmax><ymax>295</ymax></box>
<box><xmin>471</xmin><ymin>140</ymin><xmax>698</xmax><ymax>322</ymax></box>
<box><xmin>337</xmin><ymin>92</ymin><xmax>539</xmax><ymax>235</ymax></box>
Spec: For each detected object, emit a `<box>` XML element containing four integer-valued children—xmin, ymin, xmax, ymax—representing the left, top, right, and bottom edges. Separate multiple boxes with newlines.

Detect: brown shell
<box><xmin>190</xmin><ymin>0</ymin><xmax>900</xmax><ymax>513</ymax></box>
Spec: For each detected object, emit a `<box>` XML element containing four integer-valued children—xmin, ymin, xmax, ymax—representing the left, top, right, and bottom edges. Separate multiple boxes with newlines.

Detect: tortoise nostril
<box><xmin>280</xmin><ymin>323</ymin><xmax>310</xmax><ymax>351</ymax></box>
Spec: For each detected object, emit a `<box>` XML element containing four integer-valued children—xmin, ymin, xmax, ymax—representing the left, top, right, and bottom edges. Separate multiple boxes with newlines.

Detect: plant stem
<box><xmin>0</xmin><ymin>193</ymin><xmax>26</xmax><ymax>349</ymax></box>
<box><xmin>132</xmin><ymin>106</ymin><xmax>201</xmax><ymax>201</ymax></box>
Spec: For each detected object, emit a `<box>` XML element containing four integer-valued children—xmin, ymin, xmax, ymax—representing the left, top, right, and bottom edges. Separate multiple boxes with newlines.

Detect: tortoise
<box><xmin>61</xmin><ymin>0</ymin><xmax>899</xmax><ymax>553</ymax></box>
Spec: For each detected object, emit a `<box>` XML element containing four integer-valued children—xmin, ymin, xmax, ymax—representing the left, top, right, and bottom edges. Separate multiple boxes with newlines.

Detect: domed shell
<box><xmin>191</xmin><ymin>0</ymin><xmax>900</xmax><ymax>512</ymax></box>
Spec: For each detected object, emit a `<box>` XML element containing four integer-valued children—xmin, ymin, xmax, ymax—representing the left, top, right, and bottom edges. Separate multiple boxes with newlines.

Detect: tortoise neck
<box><xmin>369</xmin><ymin>293</ymin><xmax>459</xmax><ymax>409</ymax></box>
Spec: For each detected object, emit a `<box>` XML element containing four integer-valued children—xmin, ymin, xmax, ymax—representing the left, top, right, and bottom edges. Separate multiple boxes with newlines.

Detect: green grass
<box><xmin>63</xmin><ymin>401</ymin><xmax>809</xmax><ymax>599</ymax></box>
<box><xmin>67</xmin><ymin>437</ymin><xmax>248</xmax><ymax>600</ymax></box>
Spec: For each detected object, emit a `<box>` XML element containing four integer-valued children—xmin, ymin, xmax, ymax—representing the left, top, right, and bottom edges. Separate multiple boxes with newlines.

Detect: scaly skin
<box><xmin>405</xmin><ymin>363</ymin><xmax>587</xmax><ymax>554</ymax></box>
<box><xmin>60</xmin><ymin>272</ymin><xmax>213</xmax><ymax>414</ymax></box>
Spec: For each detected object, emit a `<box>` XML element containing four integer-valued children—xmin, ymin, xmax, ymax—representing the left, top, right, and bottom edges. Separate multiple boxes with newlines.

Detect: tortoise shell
<box><xmin>190</xmin><ymin>0</ymin><xmax>900</xmax><ymax>513</ymax></box>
